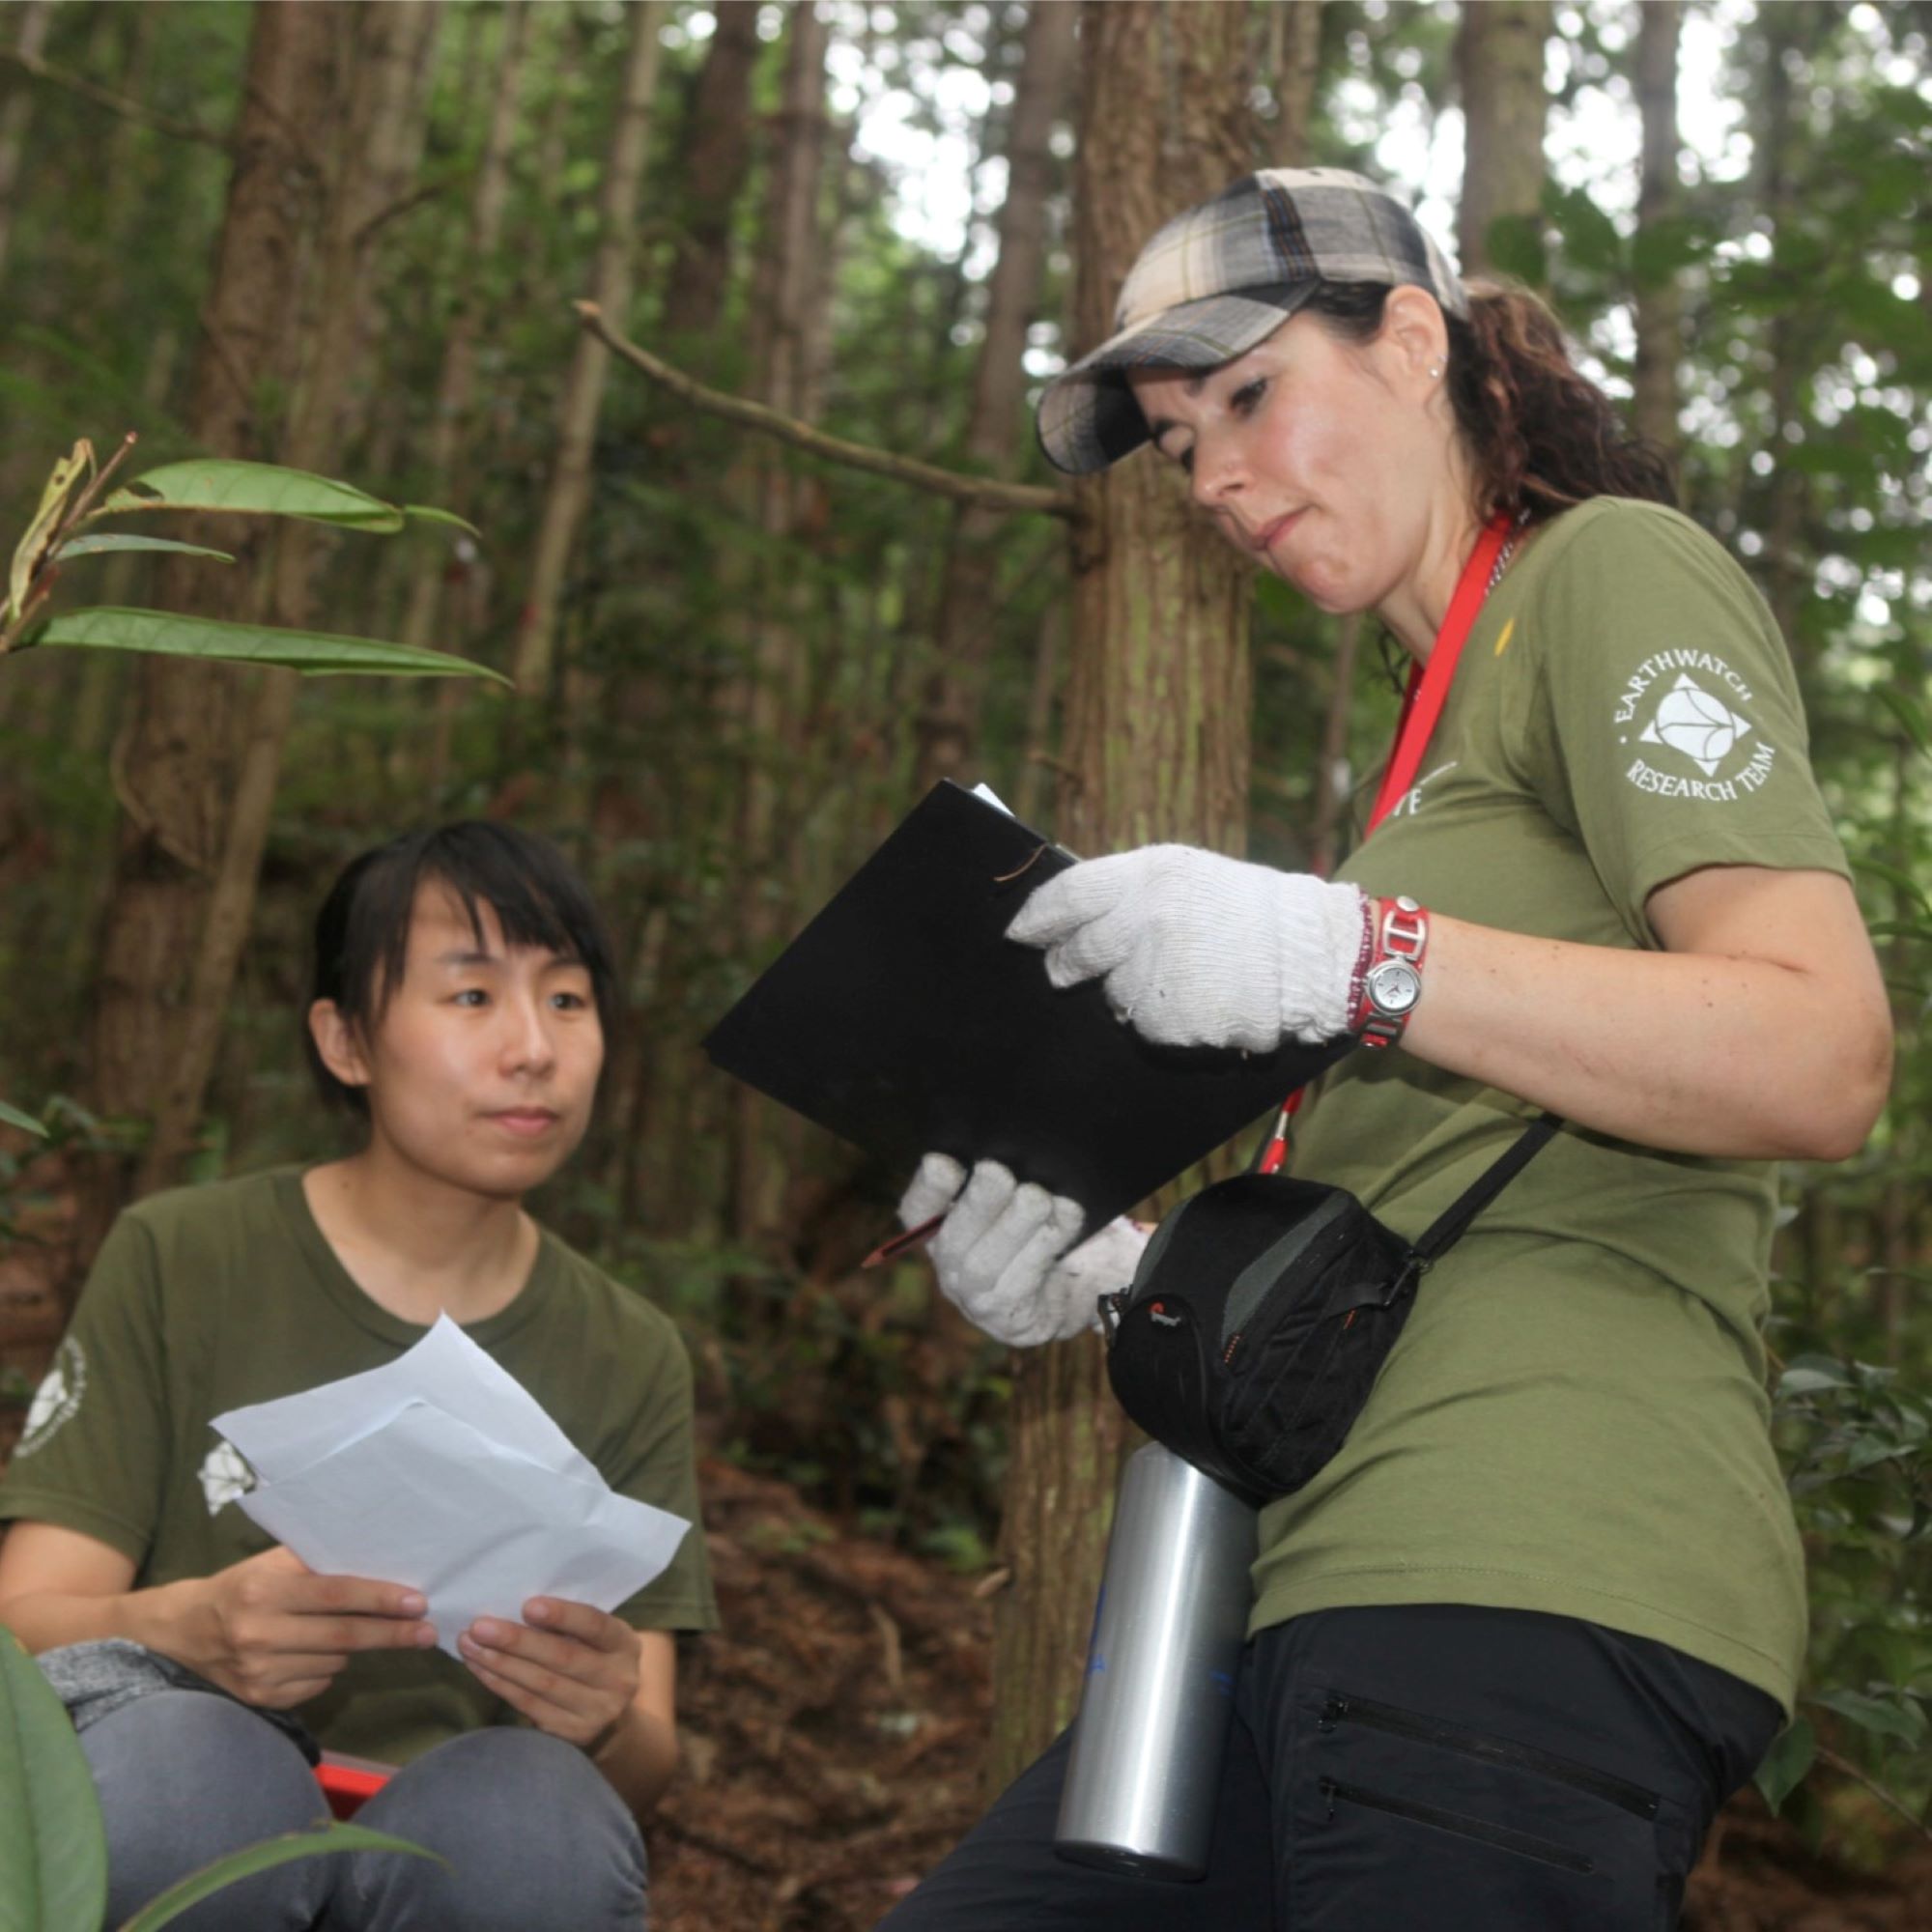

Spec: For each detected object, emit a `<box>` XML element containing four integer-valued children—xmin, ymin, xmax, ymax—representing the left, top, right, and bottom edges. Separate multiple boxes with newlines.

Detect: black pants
<box><xmin>880</xmin><ymin>1605</ymin><xmax>1780</xmax><ymax>1932</ymax></box>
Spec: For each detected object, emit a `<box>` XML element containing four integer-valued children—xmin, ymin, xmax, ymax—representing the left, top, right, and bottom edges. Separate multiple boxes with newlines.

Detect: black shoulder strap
<box><xmin>1412</xmin><ymin>1113</ymin><xmax>1562</xmax><ymax>1263</ymax></box>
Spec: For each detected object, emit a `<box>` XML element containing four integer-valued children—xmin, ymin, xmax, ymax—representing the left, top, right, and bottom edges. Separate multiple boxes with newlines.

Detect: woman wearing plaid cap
<box><xmin>887</xmin><ymin>170</ymin><xmax>1889</xmax><ymax>1929</ymax></box>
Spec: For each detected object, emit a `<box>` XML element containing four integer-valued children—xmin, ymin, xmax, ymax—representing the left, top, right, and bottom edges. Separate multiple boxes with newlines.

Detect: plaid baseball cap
<box><xmin>1037</xmin><ymin>167</ymin><xmax>1466</xmax><ymax>475</ymax></box>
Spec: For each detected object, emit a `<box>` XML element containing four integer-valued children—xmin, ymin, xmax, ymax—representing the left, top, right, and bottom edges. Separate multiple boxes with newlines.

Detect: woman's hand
<box><xmin>1007</xmin><ymin>845</ymin><xmax>1370</xmax><ymax>1051</ymax></box>
<box><xmin>898</xmin><ymin>1154</ymin><xmax>1150</xmax><ymax>1347</ymax></box>
<box><xmin>159</xmin><ymin>1546</ymin><xmax>436</xmax><ymax>1709</ymax></box>
<box><xmin>459</xmin><ymin>1598</ymin><xmax>642</xmax><ymax>1754</ymax></box>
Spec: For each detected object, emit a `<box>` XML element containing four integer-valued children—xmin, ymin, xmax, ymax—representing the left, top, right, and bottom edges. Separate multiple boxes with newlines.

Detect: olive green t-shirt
<box><xmin>0</xmin><ymin>1166</ymin><xmax>719</xmax><ymax>1763</ymax></box>
<box><xmin>1252</xmin><ymin>497</ymin><xmax>1849</xmax><ymax>1712</ymax></box>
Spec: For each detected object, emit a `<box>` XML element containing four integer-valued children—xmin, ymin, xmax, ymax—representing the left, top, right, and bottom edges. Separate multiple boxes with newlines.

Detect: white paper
<box><xmin>213</xmin><ymin>1318</ymin><xmax>690</xmax><ymax>1656</ymax></box>
<box><xmin>970</xmin><ymin>781</ymin><xmax>1015</xmax><ymax>817</ymax></box>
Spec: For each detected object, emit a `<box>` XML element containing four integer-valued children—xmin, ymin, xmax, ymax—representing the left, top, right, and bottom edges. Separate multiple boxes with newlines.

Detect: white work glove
<box><xmin>897</xmin><ymin>1153</ymin><xmax>1151</xmax><ymax>1348</ymax></box>
<box><xmin>1006</xmin><ymin>844</ymin><xmax>1370</xmax><ymax>1052</ymax></box>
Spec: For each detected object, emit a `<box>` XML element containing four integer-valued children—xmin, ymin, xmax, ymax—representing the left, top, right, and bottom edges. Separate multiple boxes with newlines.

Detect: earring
<box><xmin>1428</xmin><ymin>362</ymin><xmax>1443</xmax><ymax>381</ymax></box>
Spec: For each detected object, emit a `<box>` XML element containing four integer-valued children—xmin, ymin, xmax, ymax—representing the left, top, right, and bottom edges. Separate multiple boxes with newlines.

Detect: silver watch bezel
<box><xmin>1364</xmin><ymin>957</ymin><xmax>1423</xmax><ymax>1017</ymax></box>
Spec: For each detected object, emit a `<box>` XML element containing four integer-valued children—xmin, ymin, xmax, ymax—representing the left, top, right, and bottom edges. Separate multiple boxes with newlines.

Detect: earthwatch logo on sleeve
<box><xmin>1615</xmin><ymin>649</ymin><xmax>1776</xmax><ymax>802</ymax></box>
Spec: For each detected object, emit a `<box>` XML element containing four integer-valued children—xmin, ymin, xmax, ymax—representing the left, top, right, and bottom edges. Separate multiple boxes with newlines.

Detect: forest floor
<box><xmin>4</xmin><ymin>1176</ymin><xmax>1931</xmax><ymax>1930</ymax></box>
<box><xmin>656</xmin><ymin>1460</ymin><xmax>1932</xmax><ymax>1932</ymax></box>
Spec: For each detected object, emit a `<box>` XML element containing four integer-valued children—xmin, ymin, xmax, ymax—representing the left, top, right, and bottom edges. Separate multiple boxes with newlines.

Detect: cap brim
<box><xmin>1036</xmin><ymin>283</ymin><xmax>1316</xmax><ymax>476</ymax></box>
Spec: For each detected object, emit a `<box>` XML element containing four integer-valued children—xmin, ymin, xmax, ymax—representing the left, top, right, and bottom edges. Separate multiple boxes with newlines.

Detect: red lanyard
<box><xmin>1366</xmin><ymin>510</ymin><xmax>1515</xmax><ymax>834</ymax></box>
<box><xmin>1257</xmin><ymin>511</ymin><xmax>1515</xmax><ymax>1176</ymax></box>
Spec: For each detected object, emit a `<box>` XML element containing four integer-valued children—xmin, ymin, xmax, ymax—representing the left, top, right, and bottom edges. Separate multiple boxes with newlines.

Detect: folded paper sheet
<box><xmin>213</xmin><ymin>1317</ymin><xmax>689</xmax><ymax>1655</ymax></box>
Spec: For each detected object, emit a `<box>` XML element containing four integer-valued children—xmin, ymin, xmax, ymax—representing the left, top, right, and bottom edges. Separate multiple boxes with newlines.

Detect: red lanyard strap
<box><xmin>1367</xmin><ymin>511</ymin><xmax>1514</xmax><ymax>835</ymax></box>
<box><xmin>1258</xmin><ymin>511</ymin><xmax>1515</xmax><ymax>1176</ymax></box>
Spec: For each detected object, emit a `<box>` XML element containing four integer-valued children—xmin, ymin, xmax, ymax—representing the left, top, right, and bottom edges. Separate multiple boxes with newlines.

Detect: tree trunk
<box><xmin>0</xmin><ymin>0</ymin><xmax>54</xmax><ymax>276</ymax></box>
<box><xmin>1257</xmin><ymin>0</ymin><xmax>1323</xmax><ymax>167</ymax></box>
<box><xmin>726</xmin><ymin>0</ymin><xmax>831</xmax><ymax>1255</ymax></box>
<box><xmin>412</xmin><ymin>0</ymin><xmax>532</xmax><ymax>798</ymax></box>
<box><xmin>508</xmin><ymin>0</ymin><xmax>667</xmax><ymax>702</ymax></box>
<box><xmin>132</xmin><ymin>0</ymin><xmax>445</xmax><ymax>1200</ymax></box>
<box><xmin>913</xmin><ymin>0</ymin><xmax>1076</xmax><ymax>795</ymax></box>
<box><xmin>78</xmin><ymin>0</ymin><xmax>343</xmax><ymax>1262</ymax></box>
<box><xmin>659</xmin><ymin>0</ymin><xmax>762</xmax><ymax>347</ymax></box>
<box><xmin>1631</xmin><ymin>0</ymin><xmax>1683</xmax><ymax>462</ymax></box>
<box><xmin>988</xmin><ymin>0</ymin><xmax>1256</xmax><ymax>1795</ymax></box>
<box><xmin>1455</xmin><ymin>1</ymin><xmax>1552</xmax><ymax>281</ymax></box>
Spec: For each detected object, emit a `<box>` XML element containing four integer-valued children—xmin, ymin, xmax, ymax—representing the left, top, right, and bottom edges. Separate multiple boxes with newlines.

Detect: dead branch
<box><xmin>0</xmin><ymin>48</ymin><xmax>229</xmax><ymax>150</ymax></box>
<box><xmin>574</xmin><ymin>301</ymin><xmax>1077</xmax><ymax>524</ymax></box>
<box><xmin>1814</xmin><ymin>1746</ymin><xmax>1932</xmax><ymax>1845</ymax></box>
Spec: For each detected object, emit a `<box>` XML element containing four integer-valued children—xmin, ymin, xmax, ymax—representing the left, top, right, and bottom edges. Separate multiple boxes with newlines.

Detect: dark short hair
<box><xmin>306</xmin><ymin>822</ymin><xmax>617</xmax><ymax>1117</ymax></box>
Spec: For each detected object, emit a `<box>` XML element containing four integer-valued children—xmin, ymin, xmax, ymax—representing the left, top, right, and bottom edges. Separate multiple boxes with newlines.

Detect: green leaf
<box><xmin>0</xmin><ymin>1629</ymin><xmax>110</xmax><ymax>1932</ymax></box>
<box><xmin>120</xmin><ymin>1824</ymin><xmax>440</xmax><ymax>1931</ymax></box>
<box><xmin>1752</xmin><ymin>1716</ymin><xmax>1816</xmax><ymax>1814</ymax></box>
<box><xmin>402</xmin><ymin>504</ymin><xmax>481</xmax><ymax>537</ymax></box>
<box><xmin>33</xmin><ymin>609</ymin><xmax>510</xmax><ymax>684</ymax></box>
<box><xmin>1877</xmin><ymin>688</ymin><xmax>1931</xmax><ymax>760</ymax></box>
<box><xmin>0</xmin><ymin>1100</ymin><xmax>47</xmax><ymax>1136</ymax></box>
<box><xmin>54</xmin><ymin>534</ymin><xmax>235</xmax><ymax>564</ymax></box>
<box><xmin>1811</xmin><ymin>1689</ymin><xmax>1927</xmax><ymax>1747</ymax></box>
<box><xmin>1778</xmin><ymin>1354</ymin><xmax>1858</xmax><ymax>1396</ymax></box>
<box><xmin>100</xmin><ymin>461</ymin><xmax>407</xmax><ymax>533</ymax></box>
<box><xmin>1850</xmin><ymin>857</ymin><xmax>1929</xmax><ymax>915</ymax></box>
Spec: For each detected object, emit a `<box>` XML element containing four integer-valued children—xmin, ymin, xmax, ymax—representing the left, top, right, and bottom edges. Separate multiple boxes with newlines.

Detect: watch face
<box><xmin>1366</xmin><ymin>959</ymin><xmax>1421</xmax><ymax>1015</ymax></box>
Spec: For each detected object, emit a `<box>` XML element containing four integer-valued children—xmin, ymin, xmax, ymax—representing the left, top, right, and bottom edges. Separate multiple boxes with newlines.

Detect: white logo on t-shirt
<box><xmin>198</xmin><ymin>1440</ymin><xmax>256</xmax><ymax>1515</ymax></box>
<box><xmin>14</xmin><ymin>1337</ymin><xmax>86</xmax><ymax>1459</ymax></box>
<box><xmin>1614</xmin><ymin>651</ymin><xmax>1776</xmax><ymax>803</ymax></box>
<box><xmin>1380</xmin><ymin>760</ymin><xmax>1460</xmax><ymax>822</ymax></box>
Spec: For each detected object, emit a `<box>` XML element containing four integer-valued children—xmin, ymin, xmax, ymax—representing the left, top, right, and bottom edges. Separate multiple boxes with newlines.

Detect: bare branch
<box><xmin>0</xmin><ymin>48</ymin><xmax>229</xmax><ymax>150</ymax></box>
<box><xmin>575</xmin><ymin>301</ymin><xmax>1077</xmax><ymax>524</ymax></box>
<box><xmin>1814</xmin><ymin>1747</ymin><xmax>1932</xmax><ymax>1844</ymax></box>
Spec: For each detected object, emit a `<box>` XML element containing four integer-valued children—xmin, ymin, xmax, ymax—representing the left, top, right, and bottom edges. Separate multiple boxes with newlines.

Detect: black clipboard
<box><xmin>701</xmin><ymin>781</ymin><xmax>1353</xmax><ymax>1239</ymax></box>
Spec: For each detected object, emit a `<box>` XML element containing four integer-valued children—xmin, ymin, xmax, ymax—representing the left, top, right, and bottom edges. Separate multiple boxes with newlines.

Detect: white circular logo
<box><xmin>1614</xmin><ymin>650</ymin><xmax>1776</xmax><ymax>804</ymax></box>
<box><xmin>15</xmin><ymin>1337</ymin><xmax>86</xmax><ymax>1459</ymax></box>
<box><xmin>198</xmin><ymin>1439</ymin><xmax>257</xmax><ymax>1516</ymax></box>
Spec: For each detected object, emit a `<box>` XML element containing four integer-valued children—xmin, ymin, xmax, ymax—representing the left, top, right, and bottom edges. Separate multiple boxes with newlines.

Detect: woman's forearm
<box><xmin>591</xmin><ymin>1698</ymin><xmax>680</xmax><ymax>1823</ymax></box>
<box><xmin>0</xmin><ymin>1578</ymin><xmax>192</xmax><ymax>1658</ymax></box>
<box><xmin>1406</xmin><ymin>903</ymin><xmax>1892</xmax><ymax>1159</ymax></box>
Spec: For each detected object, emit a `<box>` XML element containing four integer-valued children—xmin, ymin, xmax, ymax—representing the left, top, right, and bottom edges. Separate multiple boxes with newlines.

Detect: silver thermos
<box><xmin>1053</xmin><ymin>1442</ymin><xmax>1259</xmax><ymax>1881</ymax></box>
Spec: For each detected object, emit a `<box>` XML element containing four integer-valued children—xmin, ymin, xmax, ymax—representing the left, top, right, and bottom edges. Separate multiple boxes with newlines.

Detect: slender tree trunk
<box><xmin>659</xmin><ymin>0</ymin><xmax>761</xmax><ymax>347</ymax></box>
<box><xmin>1455</xmin><ymin>1</ymin><xmax>1552</xmax><ymax>280</ymax></box>
<box><xmin>913</xmin><ymin>0</ymin><xmax>1076</xmax><ymax>796</ymax></box>
<box><xmin>1631</xmin><ymin>0</ymin><xmax>1683</xmax><ymax>463</ymax></box>
<box><xmin>726</xmin><ymin>0</ymin><xmax>830</xmax><ymax>1254</ymax></box>
<box><xmin>78</xmin><ymin>1</ymin><xmax>342</xmax><ymax>1264</ymax></box>
<box><xmin>133</xmin><ymin>0</ymin><xmax>445</xmax><ymax>1199</ymax></box>
<box><xmin>988</xmin><ymin>0</ymin><xmax>1256</xmax><ymax>1794</ymax></box>
<box><xmin>508</xmin><ymin>1</ymin><xmax>667</xmax><ymax>702</ymax></box>
<box><xmin>413</xmin><ymin>0</ymin><xmax>532</xmax><ymax>799</ymax></box>
<box><xmin>1257</xmin><ymin>0</ymin><xmax>1323</xmax><ymax>167</ymax></box>
<box><xmin>0</xmin><ymin>0</ymin><xmax>54</xmax><ymax>276</ymax></box>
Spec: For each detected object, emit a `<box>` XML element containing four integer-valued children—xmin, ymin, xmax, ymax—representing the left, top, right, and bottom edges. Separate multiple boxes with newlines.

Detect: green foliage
<box><xmin>32</xmin><ymin>608</ymin><xmax>507</xmax><ymax>683</ymax></box>
<box><xmin>0</xmin><ymin>1631</ymin><xmax>108</xmax><ymax>1932</ymax></box>
<box><xmin>1773</xmin><ymin>1350</ymin><xmax>1932</xmax><ymax>1821</ymax></box>
<box><xmin>0</xmin><ymin>1634</ymin><xmax>437</xmax><ymax>1932</ymax></box>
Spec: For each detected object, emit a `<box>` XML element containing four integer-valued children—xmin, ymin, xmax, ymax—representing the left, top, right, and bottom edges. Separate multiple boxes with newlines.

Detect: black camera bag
<box><xmin>1101</xmin><ymin>1117</ymin><xmax>1558</xmax><ymax>1510</ymax></box>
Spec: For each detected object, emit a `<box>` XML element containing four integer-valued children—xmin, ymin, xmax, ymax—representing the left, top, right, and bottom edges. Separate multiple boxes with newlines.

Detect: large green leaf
<box><xmin>402</xmin><ymin>504</ymin><xmax>482</xmax><ymax>537</ymax></box>
<box><xmin>0</xmin><ymin>1631</ymin><xmax>109</xmax><ymax>1932</ymax></box>
<box><xmin>0</xmin><ymin>1099</ymin><xmax>47</xmax><ymax>1135</ymax></box>
<box><xmin>1752</xmin><ymin>1716</ymin><xmax>1816</xmax><ymax>1815</ymax></box>
<box><xmin>101</xmin><ymin>461</ymin><xmax>408</xmax><ymax>533</ymax></box>
<box><xmin>34</xmin><ymin>609</ymin><xmax>510</xmax><ymax>684</ymax></box>
<box><xmin>121</xmin><ymin>1823</ymin><xmax>440</xmax><ymax>1931</ymax></box>
<box><xmin>1810</xmin><ymin>1688</ymin><xmax>1927</xmax><ymax>1747</ymax></box>
<box><xmin>55</xmin><ymin>534</ymin><xmax>235</xmax><ymax>564</ymax></box>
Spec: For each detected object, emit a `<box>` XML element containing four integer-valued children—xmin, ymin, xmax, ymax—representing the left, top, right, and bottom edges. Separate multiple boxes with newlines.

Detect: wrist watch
<box><xmin>1352</xmin><ymin>895</ymin><xmax>1430</xmax><ymax>1049</ymax></box>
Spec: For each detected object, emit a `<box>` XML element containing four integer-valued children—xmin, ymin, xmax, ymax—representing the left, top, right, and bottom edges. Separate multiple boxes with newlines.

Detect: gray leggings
<box><xmin>79</xmin><ymin>1691</ymin><xmax>648</xmax><ymax>1930</ymax></box>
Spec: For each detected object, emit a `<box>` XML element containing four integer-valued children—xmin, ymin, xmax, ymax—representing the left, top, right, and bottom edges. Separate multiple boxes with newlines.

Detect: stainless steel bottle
<box><xmin>1053</xmin><ymin>1442</ymin><xmax>1259</xmax><ymax>1881</ymax></box>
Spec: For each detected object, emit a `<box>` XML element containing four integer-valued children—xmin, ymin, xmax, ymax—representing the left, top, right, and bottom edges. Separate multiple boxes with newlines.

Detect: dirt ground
<box><xmin>655</xmin><ymin>1459</ymin><xmax>1932</xmax><ymax>1932</ymax></box>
